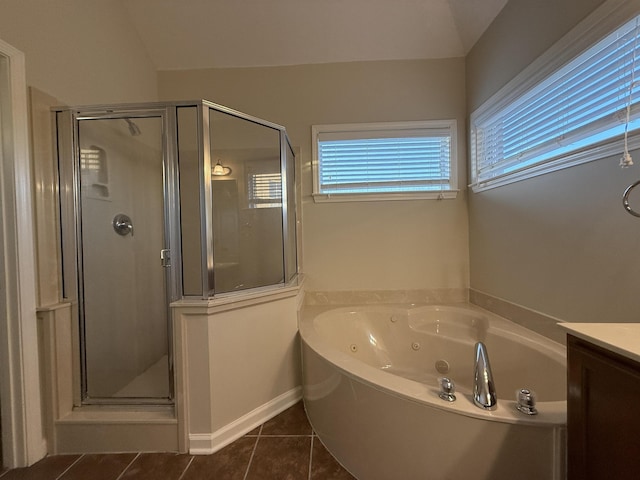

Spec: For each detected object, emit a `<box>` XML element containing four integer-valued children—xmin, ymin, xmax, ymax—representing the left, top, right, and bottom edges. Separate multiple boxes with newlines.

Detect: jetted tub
<box><xmin>300</xmin><ymin>304</ymin><xmax>566</xmax><ymax>480</ymax></box>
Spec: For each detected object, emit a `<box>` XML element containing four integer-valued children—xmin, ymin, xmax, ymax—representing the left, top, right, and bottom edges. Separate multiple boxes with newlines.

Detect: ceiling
<box><xmin>121</xmin><ymin>0</ymin><xmax>508</xmax><ymax>70</ymax></box>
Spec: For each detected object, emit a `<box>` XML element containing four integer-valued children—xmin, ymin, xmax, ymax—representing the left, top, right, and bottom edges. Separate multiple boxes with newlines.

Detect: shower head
<box><xmin>124</xmin><ymin>118</ymin><xmax>142</xmax><ymax>136</ymax></box>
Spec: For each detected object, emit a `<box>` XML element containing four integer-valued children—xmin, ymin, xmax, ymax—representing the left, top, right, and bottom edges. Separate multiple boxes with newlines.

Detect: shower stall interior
<box><xmin>54</xmin><ymin>100</ymin><xmax>298</xmax><ymax>406</ymax></box>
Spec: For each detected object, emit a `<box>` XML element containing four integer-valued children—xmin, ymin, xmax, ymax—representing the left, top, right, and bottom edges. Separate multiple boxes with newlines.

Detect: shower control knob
<box><xmin>113</xmin><ymin>213</ymin><xmax>133</xmax><ymax>236</ymax></box>
<box><xmin>439</xmin><ymin>377</ymin><xmax>456</xmax><ymax>402</ymax></box>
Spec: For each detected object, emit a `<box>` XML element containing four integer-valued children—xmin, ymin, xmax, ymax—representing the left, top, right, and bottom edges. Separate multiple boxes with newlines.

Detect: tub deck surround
<box><xmin>304</xmin><ymin>288</ymin><xmax>468</xmax><ymax>306</ymax></box>
<box><xmin>470</xmin><ymin>289</ymin><xmax>567</xmax><ymax>344</ymax></box>
<box><xmin>300</xmin><ymin>303</ymin><xmax>567</xmax><ymax>480</ymax></box>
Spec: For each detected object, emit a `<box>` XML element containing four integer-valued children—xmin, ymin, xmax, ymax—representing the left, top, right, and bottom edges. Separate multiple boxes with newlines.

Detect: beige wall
<box><xmin>466</xmin><ymin>0</ymin><xmax>640</xmax><ymax>324</ymax></box>
<box><xmin>467</xmin><ymin>0</ymin><xmax>606</xmax><ymax>113</ymax></box>
<box><xmin>159</xmin><ymin>59</ymin><xmax>470</xmax><ymax>293</ymax></box>
<box><xmin>0</xmin><ymin>0</ymin><xmax>157</xmax><ymax>105</ymax></box>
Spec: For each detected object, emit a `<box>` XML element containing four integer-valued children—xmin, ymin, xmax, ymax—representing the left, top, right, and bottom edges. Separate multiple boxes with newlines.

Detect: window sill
<box><xmin>312</xmin><ymin>190</ymin><xmax>458</xmax><ymax>203</ymax></box>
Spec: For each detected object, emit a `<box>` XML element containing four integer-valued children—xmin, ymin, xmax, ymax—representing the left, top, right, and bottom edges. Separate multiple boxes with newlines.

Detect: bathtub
<box><xmin>300</xmin><ymin>303</ymin><xmax>566</xmax><ymax>480</ymax></box>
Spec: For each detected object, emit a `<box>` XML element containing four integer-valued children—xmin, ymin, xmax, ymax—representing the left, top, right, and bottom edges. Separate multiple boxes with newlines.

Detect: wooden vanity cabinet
<box><xmin>567</xmin><ymin>334</ymin><xmax>640</xmax><ymax>480</ymax></box>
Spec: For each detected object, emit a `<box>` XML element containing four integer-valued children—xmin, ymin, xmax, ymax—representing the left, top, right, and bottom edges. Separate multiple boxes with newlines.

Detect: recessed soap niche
<box><xmin>80</xmin><ymin>145</ymin><xmax>110</xmax><ymax>200</ymax></box>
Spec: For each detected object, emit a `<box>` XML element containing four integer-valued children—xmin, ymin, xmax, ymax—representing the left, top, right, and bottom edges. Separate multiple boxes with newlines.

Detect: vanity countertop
<box><xmin>559</xmin><ymin>323</ymin><xmax>640</xmax><ymax>363</ymax></box>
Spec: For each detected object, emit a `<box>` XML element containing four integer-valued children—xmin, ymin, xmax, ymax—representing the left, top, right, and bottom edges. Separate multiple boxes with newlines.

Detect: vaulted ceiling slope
<box><xmin>121</xmin><ymin>0</ymin><xmax>508</xmax><ymax>70</ymax></box>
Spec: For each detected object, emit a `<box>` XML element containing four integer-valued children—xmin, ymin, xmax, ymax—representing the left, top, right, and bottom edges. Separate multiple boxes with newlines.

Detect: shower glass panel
<box><xmin>77</xmin><ymin>115</ymin><xmax>170</xmax><ymax>402</ymax></box>
<box><xmin>209</xmin><ymin>108</ymin><xmax>284</xmax><ymax>293</ymax></box>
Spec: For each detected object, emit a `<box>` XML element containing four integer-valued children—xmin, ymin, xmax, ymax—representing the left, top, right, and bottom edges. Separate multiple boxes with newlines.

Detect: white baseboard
<box><xmin>189</xmin><ymin>386</ymin><xmax>303</xmax><ymax>455</ymax></box>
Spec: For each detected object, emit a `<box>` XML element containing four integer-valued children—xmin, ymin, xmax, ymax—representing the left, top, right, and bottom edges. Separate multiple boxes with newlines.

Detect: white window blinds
<box><xmin>471</xmin><ymin>13</ymin><xmax>640</xmax><ymax>191</ymax></box>
<box><xmin>312</xmin><ymin>121</ymin><xmax>457</xmax><ymax>201</ymax></box>
<box><xmin>248</xmin><ymin>172</ymin><xmax>282</xmax><ymax>208</ymax></box>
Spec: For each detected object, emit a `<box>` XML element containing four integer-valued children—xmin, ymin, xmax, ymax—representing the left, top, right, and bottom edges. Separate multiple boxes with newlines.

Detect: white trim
<box><xmin>188</xmin><ymin>386</ymin><xmax>302</xmax><ymax>455</ymax></box>
<box><xmin>469</xmin><ymin>0</ymin><xmax>640</xmax><ymax>192</ymax></box>
<box><xmin>174</xmin><ymin>275</ymin><xmax>302</xmax><ymax>312</ymax></box>
<box><xmin>0</xmin><ymin>38</ymin><xmax>47</xmax><ymax>468</ymax></box>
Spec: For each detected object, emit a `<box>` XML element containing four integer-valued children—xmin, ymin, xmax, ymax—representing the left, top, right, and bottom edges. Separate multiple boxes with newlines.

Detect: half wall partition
<box><xmin>55</xmin><ymin>100</ymin><xmax>298</xmax><ymax>406</ymax></box>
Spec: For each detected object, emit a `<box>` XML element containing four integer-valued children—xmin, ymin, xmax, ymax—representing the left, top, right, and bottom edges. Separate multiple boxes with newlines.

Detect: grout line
<box><xmin>308</xmin><ymin>435</ymin><xmax>314</xmax><ymax>480</ymax></box>
<box><xmin>55</xmin><ymin>454</ymin><xmax>85</xmax><ymax>480</ymax></box>
<box><xmin>242</xmin><ymin>424</ymin><xmax>262</xmax><ymax>480</ymax></box>
<box><xmin>176</xmin><ymin>455</ymin><xmax>195</xmax><ymax>480</ymax></box>
<box><xmin>115</xmin><ymin>452</ymin><xmax>141</xmax><ymax>480</ymax></box>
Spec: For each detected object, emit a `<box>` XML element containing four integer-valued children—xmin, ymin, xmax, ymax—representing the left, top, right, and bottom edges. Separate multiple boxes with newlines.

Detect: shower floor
<box><xmin>115</xmin><ymin>355</ymin><xmax>169</xmax><ymax>398</ymax></box>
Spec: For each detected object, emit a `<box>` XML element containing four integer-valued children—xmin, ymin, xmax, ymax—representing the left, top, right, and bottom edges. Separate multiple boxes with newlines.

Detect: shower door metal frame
<box><xmin>198</xmin><ymin>102</ymin><xmax>215</xmax><ymax>297</ymax></box>
<box><xmin>281</xmin><ymin>132</ymin><xmax>298</xmax><ymax>283</ymax></box>
<box><xmin>56</xmin><ymin>104</ymin><xmax>182</xmax><ymax>406</ymax></box>
<box><xmin>198</xmin><ymin>100</ymin><xmax>298</xmax><ymax>297</ymax></box>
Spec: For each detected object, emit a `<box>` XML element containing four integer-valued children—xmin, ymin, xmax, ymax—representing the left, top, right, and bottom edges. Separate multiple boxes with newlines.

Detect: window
<box><xmin>312</xmin><ymin>120</ymin><xmax>457</xmax><ymax>202</ymax></box>
<box><xmin>471</xmin><ymin>9</ymin><xmax>640</xmax><ymax>192</ymax></box>
<box><xmin>248</xmin><ymin>172</ymin><xmax>282</xmax><ymax>208</ymax></box>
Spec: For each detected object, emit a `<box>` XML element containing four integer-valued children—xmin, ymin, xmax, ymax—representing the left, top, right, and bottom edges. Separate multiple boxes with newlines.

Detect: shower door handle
<box><xmin>160</xmin><ymin>249</ymin><xmax>171</xmax><ymax>268</ymax></box>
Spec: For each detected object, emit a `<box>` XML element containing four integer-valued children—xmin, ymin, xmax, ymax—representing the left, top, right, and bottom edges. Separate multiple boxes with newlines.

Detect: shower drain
<box><xmin>349</xmin><ymin>344</ymin><xmax>358</xmax><ymax>353</ymax></box>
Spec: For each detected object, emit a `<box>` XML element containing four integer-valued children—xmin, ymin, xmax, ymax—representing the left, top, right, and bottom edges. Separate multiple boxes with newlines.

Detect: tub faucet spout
<box><xmin>473</xmin><ymin>342</ymin><xmax>497</xmax><ymax>410</ymax></box>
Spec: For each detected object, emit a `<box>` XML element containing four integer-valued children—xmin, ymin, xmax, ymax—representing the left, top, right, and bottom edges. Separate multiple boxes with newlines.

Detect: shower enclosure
<box><xmin>55</xmin><ymin>100</ymin><xmax>298</xmax><ymax>405</ymax></box>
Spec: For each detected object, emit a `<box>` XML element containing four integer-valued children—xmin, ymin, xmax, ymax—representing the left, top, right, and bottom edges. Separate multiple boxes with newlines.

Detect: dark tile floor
<box><xmin>0</xmin><ymin>402</ymin><xmax>355</xmax><ymax>480</ymax></box>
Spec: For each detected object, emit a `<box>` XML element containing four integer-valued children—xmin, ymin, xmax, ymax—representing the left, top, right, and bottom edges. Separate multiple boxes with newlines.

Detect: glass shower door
<box><xmin>77</xmin><ymin>115</ymin><xmax>171</xmax><ymax>403</ymax></box>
